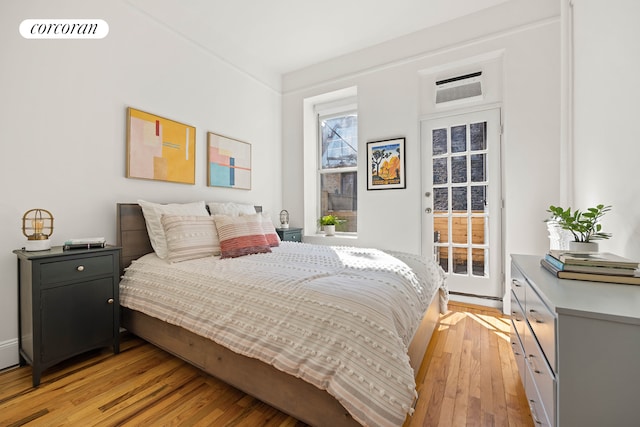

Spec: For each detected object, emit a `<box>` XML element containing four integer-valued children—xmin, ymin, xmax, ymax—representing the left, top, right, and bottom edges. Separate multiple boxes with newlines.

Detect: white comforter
<box><xmin>119</xmin><ymin>242</ymin><xmax>447</xmax><ymax>426</ymax></box>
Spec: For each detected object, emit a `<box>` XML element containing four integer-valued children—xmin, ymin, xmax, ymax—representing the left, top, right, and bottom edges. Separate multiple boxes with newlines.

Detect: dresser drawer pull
<box><xmin>512</xmin><ymin>279</ymin><xmax>523</xmax><ymax>288</ymax></box>
<box><xmin>528</xmin><ymin>354</ymin><xmax>543</xmax><ymax>374</ymax></box>
<box><xmin>76</xmin><ymin>265</ymin><xmax>85</xmax><ymax>272</ymax></box>
<box><xmin>529</xmin><ymin>400</ymin><xmax>544</xmax><ymax>425</ymax></box>
<box><xmin>107</xmin><ymin>298</ymin><xmax>114</xmax><ymax>304</ymax></box>
<box><xmin>529</xmin><ymin>309</ymin><xmax>544</xmax><ymax>323</ymax></box>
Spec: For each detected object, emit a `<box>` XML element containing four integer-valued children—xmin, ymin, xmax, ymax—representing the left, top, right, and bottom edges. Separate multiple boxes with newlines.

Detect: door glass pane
<box><xmin>434</xmin><ymin>188</ymin><xmax>449</xmax><ymax>213</ymax></box>
<box><xmin>451</xmin><ymin>156</ymin><xmax>467</xmax><ymax>183</ymax></box>
<box><xmin>472</xmin><ymin>248</ymin><xmax>487</xmax><ymax>276</ymax></box>
<box><xmin>452</xmin><ymin>217</ymin><xmax>468</xmax><ymax>244</ymax></box>
<box><xmin>433</xmin><ymin>217</ymin><xmax>449</xmax><ymax>243</ymax></box>
<box><xmin>472</xmin><ymin>216</ymin><xmax>487</xmax><ymax>244</ymax></box>
<box><xmin>451</xmin><ymin>125</ymin><xmax>467</xmax><ymax>153</ymax></box>
<box><xmin>452</xmin><ymin>187</ymin><xmax>467</xmax><ymax>211</ymax></box>
<box><xmin>433</xmin><ymin>158</ymin><xmax>447</xmax><ymax>184</ymax></box>
<box><xmin>470</xmin><ymin>153</ymin><xmax>486</xmax><ymax>182</ymax></box>
<box><xmin>470</xmin><ymin>122</ymin><xmax>487</xmax><ymax>151</ymax></box>
<box><xmin>453</xmin><ymin>248</ymin><xmax>467</xmax><ymax>274</ymax></box>
<box><xmin>432</xmin><ymin>129</ymin><xmax>448</xmax><ymax>155</ymax></box>
<box><xmin>471</xmin><ymin>185</ymin><xmax>486</xmax><ymax>211</ymax></box>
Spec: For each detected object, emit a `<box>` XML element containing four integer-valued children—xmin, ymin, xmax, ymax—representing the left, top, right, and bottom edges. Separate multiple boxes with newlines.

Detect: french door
<box><xmin>421</xmin><ymin>108</ymin><xmax>502</xmax><ymax>299</ymax></box>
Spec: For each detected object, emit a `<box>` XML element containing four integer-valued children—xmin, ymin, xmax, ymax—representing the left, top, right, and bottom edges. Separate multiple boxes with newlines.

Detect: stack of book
<box><xmin>63</xmin><ymin>237</ymin><xmax>106</xmax><ymax>250</ymax></box>
<box><xmin>541</xmin><ymin>250</ymin><xmax>640</xmax><ymax>285</ymax></box>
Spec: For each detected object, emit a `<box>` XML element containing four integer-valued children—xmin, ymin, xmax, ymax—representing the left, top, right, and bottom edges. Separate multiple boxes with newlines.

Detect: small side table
<box><xmin>14</xmin><ymin>246</ymin><xmax>121</xmax><ymax>386</ymax></box>
<box><xmin>276</xmin><ymin>227</ymin><xmax>302</xmax><ymax>242</ymax></box>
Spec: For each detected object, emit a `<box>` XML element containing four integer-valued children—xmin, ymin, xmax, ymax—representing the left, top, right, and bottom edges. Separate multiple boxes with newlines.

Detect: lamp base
<box><xmin>24</xmin><ymin>239</ymin><xmax>52</xmax><ymax>251</ymax></box>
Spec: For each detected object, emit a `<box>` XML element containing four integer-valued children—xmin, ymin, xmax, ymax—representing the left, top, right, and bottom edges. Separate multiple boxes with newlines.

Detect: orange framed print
<box><xmin>207</xmin><ymin>132</ymin><xmax>252</xmax><ymax>190</ymax></box>
<box><xmin>126</xmin><ymin>107</ymin><xmax>196</xmax><ymax>184</ymax></box>
<box><xmin>367</xmin><ymin>137</ymin><xmax>406</xmax><ymax>190</ymax></box>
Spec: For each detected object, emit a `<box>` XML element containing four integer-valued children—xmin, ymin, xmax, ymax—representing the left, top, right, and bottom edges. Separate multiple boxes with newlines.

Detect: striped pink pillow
<box><xmin>214</xmin><ymin>214</ymin><xmax>272</xmax><ymax>258</ymax></box>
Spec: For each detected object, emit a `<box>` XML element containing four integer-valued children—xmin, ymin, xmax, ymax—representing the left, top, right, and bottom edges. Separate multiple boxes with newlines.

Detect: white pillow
<box><xmin>207</xmin><ymin>202</ymin><xmax>256</xmax><ymax>216</ymax></box>
<box><xmin>161</xmin><ymin>215</ymin><xmax>221</xmax><ymax>262</ymax></box>
<box><xmin>138</xmin><ymin>200</ymin><xmax>209</xmax><ymax>259</ymax></box>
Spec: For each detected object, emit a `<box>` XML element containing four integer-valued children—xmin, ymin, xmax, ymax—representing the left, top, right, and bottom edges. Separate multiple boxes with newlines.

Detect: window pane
<box><xmin>433</xmin><ymin>158</ymin><xmax>447</xmax><ymax>185</ymax></box>
<box><xmin>321</xmin><ymin>172</ymin><xmax>357</xmax><ymax>232</ymax></box>
<box><xmin>453</xmin><ymin>248</ymin><xmax>468</xmax><ymax>274</ymax></box>
<box><xmin>470</xmin><ymin>122</ymin><xmax>487</xmax><ymax>151</ymax></box>
<box><xmin>321</xmin><ymin>114</ymin><xmax>357</xmax><ymax>169</ymax></box>
<box><xmin>471</xmin><ymin>153</ymin><xmax>486</xmax><ymax>182</ymax></box>
<box><xmin>432</xmin><ymin>128</ymin><xmax>447</xmax><ymax>155</ymax></box>
<box><xmin>452</xmin><ymin>187</ymin><xmax>467</xmax><ymax>211</ymax></box>
<box><xmin>472</xmin><ymin>248</ymin><xmax>487</xmax><ymax>276</ymax></box>
<box><xmin>433</xmin><ymin>188</ymin><xmax>449</xmax><ymax>213</ymax></box>
<box><xmin>451</xmin><ymin>125</ymin><xmax>467</xmax><ymax>153</ymax></box>
<box><xmin>451</xmin><ymin>155</ymin><xmax>467</xmax><ymax>183</ymax></box>
<box><xmin>452</xmin><ymin>217</ymin><xmax>468</xmax><ymax>244</ymax></box>
<box><xmin>471</xmin><ymin>185</ymin><xmax>486</xmax><ymax>211</ymax></box>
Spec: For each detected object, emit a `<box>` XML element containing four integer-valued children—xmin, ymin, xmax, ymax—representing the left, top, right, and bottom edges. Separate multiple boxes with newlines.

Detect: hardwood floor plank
<box><xmin>0</xmin><ymin>303</ymin><xmax>533</xmax><ymax>427</ymax></box>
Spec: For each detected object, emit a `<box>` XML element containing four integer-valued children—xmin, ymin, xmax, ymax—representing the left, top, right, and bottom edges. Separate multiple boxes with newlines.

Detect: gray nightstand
<box><xmin>14</xmin><ymin>246</ymin><xmax>121</xmax><ymax>386</ymax></box>
<box><xmin>276</xmin><ymin>227</ymin><xmax>302</xmax><ymax>242</ymax></box>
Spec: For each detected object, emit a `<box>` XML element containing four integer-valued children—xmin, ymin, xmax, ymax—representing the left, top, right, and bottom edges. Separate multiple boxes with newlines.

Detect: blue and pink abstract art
<box><xmin>208</xmin><ymin>132</ymin><xmax>251</xmax><ymax>189</ymax></box>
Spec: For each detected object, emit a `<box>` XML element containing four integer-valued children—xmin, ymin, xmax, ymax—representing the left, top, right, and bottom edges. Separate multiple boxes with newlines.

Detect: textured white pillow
<box><xmin>138</xmin><ymin>200</ymin><xmax>209</xmax><ymax>259</ymax></box>
<box><xmin>207</xmin><ymin>202</ymin><xmax>256</xmax><ymax>216</ymax></box>
<box><xmin>161</xmin><ymin>215</ymin><xmax>221</xmax><ymax>263</ymax></box>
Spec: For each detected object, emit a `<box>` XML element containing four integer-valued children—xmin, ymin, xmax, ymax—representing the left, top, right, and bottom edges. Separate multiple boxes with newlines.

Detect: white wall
<box><xmin>0</xmin><ymin>0</ymin><xmax>282</xmax><ymax>369</ymax></box>
<box><xmin>282</xmin><ymin>1</ymin><xmax>561</xmax><ymax>270</ymax></box>
<box><xmin>571</xmin><ymin>0</ymin><xmax>640</xmax><ymax>260</ymax></box>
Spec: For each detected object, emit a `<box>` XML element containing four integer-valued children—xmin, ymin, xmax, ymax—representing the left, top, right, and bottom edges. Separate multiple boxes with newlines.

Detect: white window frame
<box><xmin>302</xmin><ymin>87</ymin><xmax>358</xmax><ymax>239</ymax></box>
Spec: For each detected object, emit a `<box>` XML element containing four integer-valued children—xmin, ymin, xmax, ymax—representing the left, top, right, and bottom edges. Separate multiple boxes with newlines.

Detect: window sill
<box><xmin>303</xmin><ymin>233</ymin><xmax>357</xmax><ymax>245</ymax></box>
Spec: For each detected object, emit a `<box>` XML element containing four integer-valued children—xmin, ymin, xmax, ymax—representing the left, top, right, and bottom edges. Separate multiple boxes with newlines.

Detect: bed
<box><xmin>116</xmin><ymin>202</ymin><xmax>447</xmax><ymax>427</ymax></box>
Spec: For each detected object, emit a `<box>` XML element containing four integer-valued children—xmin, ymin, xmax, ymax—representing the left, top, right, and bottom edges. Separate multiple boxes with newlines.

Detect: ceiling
<box><xmin>128</xmin><ymin>0</ymin><xmax>509</xmax><ymax>88</ymax></box>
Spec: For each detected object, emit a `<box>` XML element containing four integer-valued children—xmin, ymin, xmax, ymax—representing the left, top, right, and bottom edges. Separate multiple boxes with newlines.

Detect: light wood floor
<box><xmin>0</xmin><ymin>302</ymin><xmax>533</xmax><ymax>426</ymax></box>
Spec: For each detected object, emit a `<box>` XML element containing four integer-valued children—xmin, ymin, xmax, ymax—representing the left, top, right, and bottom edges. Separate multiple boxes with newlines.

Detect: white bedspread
<box><xmin>119</xmin><ymin>242</ymin><xmax>447</xmax><ymax>426</ymax></box>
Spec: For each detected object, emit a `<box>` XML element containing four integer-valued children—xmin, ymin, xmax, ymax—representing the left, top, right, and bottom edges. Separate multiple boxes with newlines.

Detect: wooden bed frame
<box><xmin>116</xmin><ymin>203</ymin><xmax>441</xmax><ymax>427</ymax></box>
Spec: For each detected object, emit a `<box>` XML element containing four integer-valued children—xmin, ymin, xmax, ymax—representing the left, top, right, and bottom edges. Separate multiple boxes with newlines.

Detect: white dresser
<box><xmin>510</xmin><ymin>254</ymin><xmax>640</xmax><ymax>427</ymax></box>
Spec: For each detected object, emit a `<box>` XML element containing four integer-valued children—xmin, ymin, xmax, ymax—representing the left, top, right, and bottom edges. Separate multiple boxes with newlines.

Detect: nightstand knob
<box><xmin>107</xmin><ymin>298</ymin><xmax>114</xmax><ymax>304</ymax></box>
<box><xmin>76</xmin><ymin>265</ymin><xmax>85</xmax><ymax>272</ymax></box>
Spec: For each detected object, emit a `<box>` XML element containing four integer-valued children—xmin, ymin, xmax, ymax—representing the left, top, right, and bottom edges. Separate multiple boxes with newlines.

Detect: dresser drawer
<box><xmin>41</xmin><ymin>254</ymin><xmax>114</xmax><ymax>285</ymax></box>
<box><xmin>511</xmin><ymin>262</ymin><xmax>527</xmax><ymax>305</ymax></box>
<box><xmin>526</xmin><ymin>286</ymin><xmax>556</xmax><ymax>371</ymax></box>
<box><xmin>510</xmin><ymin>321</ymin><xmax>526</xmax><ymax>387</ymax></box>
<box><xmin>524</xmin><ymin>321</ymin><xmax>556</xmax><ymax>426</ymax></box>
<box><xmin>525</xmin><ymin>360</ymin><xmax>553</xmax><ymax>427</ymax></box>
<box><xmin>510</xmin><ymin>290</ymin><xmax>526</xmax><ymax>338</ymax></box>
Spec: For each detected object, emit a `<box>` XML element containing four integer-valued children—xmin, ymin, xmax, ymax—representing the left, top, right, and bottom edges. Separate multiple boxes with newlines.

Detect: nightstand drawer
<box><xmin>41</xmin><ymin>254</ymin><xmax>114</xmax><ymax>285</ymax></box>
<box><xmin>277</xmin><ymin>228</ymin><xmax>302</xmax><ymax>242</ymax></box>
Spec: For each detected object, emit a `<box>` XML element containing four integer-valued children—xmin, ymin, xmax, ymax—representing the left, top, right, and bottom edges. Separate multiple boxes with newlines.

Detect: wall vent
<box><xmin>435</xmin><ymin>71</ymin><xmax>483</xmax><ymax>105</ymax></box>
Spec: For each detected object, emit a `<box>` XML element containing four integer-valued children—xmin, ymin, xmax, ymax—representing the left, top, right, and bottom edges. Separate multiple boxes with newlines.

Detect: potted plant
<box><xmin>546</xmin><ymin>204</ymin><xmax>612</xmax><ymax>252</ymax></box>
<box><xmin>318</xmin><ymin>214</ymin><xmax>344</xmax><ymax>236</ymax></box>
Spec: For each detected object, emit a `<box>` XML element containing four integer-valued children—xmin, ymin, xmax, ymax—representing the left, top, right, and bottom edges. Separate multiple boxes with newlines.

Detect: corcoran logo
<box><xmin>19</xmin><ymin>19</ymin><xmax>109</xmax><ymax>39</ymax></box>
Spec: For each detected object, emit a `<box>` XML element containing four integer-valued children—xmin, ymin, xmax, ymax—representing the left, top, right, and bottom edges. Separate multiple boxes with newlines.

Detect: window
<box><xmin>318</xmin><ymin>111</ymin><xmax>357</xmax><ymax>232</ymax></box>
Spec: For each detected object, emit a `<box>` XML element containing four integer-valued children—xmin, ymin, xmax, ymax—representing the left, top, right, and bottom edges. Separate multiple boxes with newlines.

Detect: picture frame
<box><xmin>207</xmin><ymin>132</ymin><xmax>252</xmax><ymax>190</ymax></box>
<box><xmin>367</xmin><ymin>137</ymin><xmax>406</xmax><ymax>190</ymax></box>
<box><xmin>126</xmin><ymin>107</ymin><xmax>196</xmax><ymax>185</ymax></box>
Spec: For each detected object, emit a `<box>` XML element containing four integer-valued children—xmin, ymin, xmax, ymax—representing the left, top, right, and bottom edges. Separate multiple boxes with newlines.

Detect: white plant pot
<box><xmin>569</xmin><ymin>241</ymin><xmax>599</xmax><ymax>252</ymax></box>
<box><xmin>323</xmin><ymin>225</ymin><xmax>335</xmax><ymax>236</ymax></box>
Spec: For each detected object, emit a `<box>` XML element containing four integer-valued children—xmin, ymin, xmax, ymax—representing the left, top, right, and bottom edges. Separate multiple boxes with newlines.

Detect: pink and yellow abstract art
<box><xmin>126</xmin><ymin>107</ymin><xmax>196</xmax><ymax>184</ymax></box>
<box><xmin>207</xmin><ymin>132</ymin><xmax>251</xmax><ymax>190</ymax></box>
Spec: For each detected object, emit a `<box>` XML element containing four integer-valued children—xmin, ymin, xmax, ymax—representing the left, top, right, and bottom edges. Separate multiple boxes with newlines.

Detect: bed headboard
<box><xmin>116</xmin><ymin>203</ymin><xmax>263</xmax><ymax>276</ymax></box>
<box><xmin>116</xmin><ymin>203</ymin><xmax>153</xmax><ymax>276</ymax></box>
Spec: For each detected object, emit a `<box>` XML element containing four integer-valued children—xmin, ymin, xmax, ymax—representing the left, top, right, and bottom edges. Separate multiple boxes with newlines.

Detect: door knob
<box><xmin>425</xmin><ymin>192</ymin><xmax>431</xmax><ymax>197</ymax></box>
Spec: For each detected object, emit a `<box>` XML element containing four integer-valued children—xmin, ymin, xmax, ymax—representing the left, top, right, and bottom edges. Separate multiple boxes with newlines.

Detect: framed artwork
<box><xmin>126</xmin><ymin>107</ymin><xmax>196</xmax><ymax>184</ymax></box>
<box><xmin>367</xmin><ymin>137</ymin><xmax>406</xmax><ymax>190</ymax></box>
<box><xmin>207</xmin><ymin>132</ymin><xmax>252</xmax><ymax>190</ymax></box>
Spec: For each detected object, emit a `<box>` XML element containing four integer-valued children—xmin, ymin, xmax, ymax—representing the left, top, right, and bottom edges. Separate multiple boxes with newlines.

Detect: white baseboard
<box><xmin>448</xmin><ymin>292</ymin><xmax>503</xmax><ymax>310</ymax></box>
<box><xmin>0</xmin><ymin>338</ymin><xmax>19</xmax><ymax>370</ymax></box>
